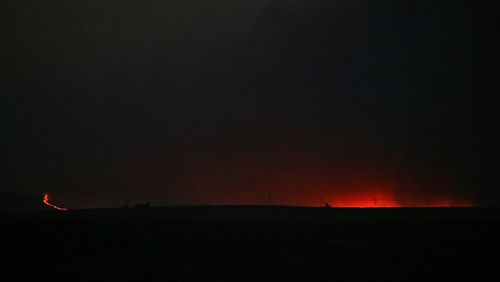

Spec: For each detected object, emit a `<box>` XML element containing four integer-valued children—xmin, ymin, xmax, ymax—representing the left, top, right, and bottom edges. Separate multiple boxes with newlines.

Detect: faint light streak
<box><xmin>43</xmin><ymin>193</ymin><xmax>69</xmax><ymax>211</ymax></box>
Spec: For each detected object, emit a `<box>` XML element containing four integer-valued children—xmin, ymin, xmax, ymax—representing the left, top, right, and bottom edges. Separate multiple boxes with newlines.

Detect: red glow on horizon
<box><xmin>43</xmin><ymin>193</ymin><xmax>69</xmax><ymax>211</ymax></box>
<box><xmin>323</xmin><ymin>184</ymin><xmax>474</xmax><ymax>208</ymax></box>
<box><xmin>326</xmin><ymin>192</ymin><xmax>402</xmax><ymax>208</ymax></box>
<box><xmin>325</xmin><ymin>200</ymin><xmax>474</xmax><ymax>208</ymax></box>
<box><xmin>325</xmin><ymin>194</ymin><xmax>474</xmax><ymax>208</ymax></box>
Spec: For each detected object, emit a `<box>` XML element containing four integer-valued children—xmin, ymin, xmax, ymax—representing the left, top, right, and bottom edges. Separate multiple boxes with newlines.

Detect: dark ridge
<box><xmin>5</xmin><ymin>205</ymin><xmax>500</xmax><ymax>224</ymax></box>
<box><xmin>4</xmin><ymin>205</ymin><xmax>500</xmax><ymax>281</ymax></box>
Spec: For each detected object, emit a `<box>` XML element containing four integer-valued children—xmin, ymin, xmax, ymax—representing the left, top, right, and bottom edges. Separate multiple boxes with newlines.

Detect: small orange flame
<box><xmin>43</xmin><ymin>193</ymin><xmax>68</xmax><ymax>211</ymax></box>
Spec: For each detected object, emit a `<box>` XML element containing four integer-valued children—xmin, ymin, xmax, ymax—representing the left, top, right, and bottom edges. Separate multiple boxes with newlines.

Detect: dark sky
<box><xmin>2</xmin><ymin>0</ymin><xmax>499</xmax><ymax>208</ymax></box>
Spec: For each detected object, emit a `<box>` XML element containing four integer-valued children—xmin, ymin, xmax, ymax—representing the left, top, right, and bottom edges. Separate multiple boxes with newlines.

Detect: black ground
<box><xmin>4</xmin><ymin>207</ymin><xmax>500</xmax><ymax>281</ymax></box>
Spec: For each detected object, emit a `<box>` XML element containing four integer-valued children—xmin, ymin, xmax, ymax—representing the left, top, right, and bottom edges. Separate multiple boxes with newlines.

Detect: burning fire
<box><xmin>324</xmin><ymin>193</ymin><xmax>474</xmax><ymax>208</ymax></box>
<box><xmin>43</xmin><ymin>193</ymin><xmax>68</xmax><ymax>211</ymax></box>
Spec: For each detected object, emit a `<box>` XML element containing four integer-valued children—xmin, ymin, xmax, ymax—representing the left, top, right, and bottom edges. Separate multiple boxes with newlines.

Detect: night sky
<box><xmin>2</xmin><ymin>0</ymin><xmax>499</xmax><ymax>208</ymax></box>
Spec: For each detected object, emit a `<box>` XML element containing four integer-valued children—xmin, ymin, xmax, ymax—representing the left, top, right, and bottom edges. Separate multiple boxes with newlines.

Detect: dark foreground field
<box><xmin>4</xmin><ymin>207</ymin><xmax>500</xmax><ymax>281</ymax></box>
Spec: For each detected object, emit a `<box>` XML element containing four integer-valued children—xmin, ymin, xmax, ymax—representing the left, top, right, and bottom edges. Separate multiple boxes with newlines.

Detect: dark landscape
<box><xmin>4</xmin><ymin>206</ymin><xmax>500</xmax><ymax>281</ymax></box>
<box><xmin>3</xmin><ymin>1</ymin><xmax>499</xmax><ymax>281</ymax></box>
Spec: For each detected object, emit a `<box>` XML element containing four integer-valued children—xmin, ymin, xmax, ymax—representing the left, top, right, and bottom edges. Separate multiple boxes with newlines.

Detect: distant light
<box><xmin>43</xmin><ymin>193</ymin><xmax>69</xmax><ymax>211</ymax></box>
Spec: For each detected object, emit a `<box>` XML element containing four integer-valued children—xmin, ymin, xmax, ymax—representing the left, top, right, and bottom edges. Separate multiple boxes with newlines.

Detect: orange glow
<box><xmin>326</xmin><ymin>199</ymin><xmax>474</xmax><ymax>208</ymax></box>
<box><xmin>43</xmin><ymin>193</ymin><xmax>69</xmax><ymax>211</ymax></box>
<box><xmin>323</xmin><ymin>184</ymin><xmax>474</xmax><ymax>208</ymax></box>
<box><xmin>401</xmin><ymin>200</ymin><xmax>474</xmax><ymax>208</ymax></box>
<box><xmin>325</xmin><ymin>193</ymin><xmax>474</xmax><ymax>208</ymax></box>
<box><xmin>326</xmin><ymin>193</ymin><xmax>402</xmax><ymax>208</ymax></box>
